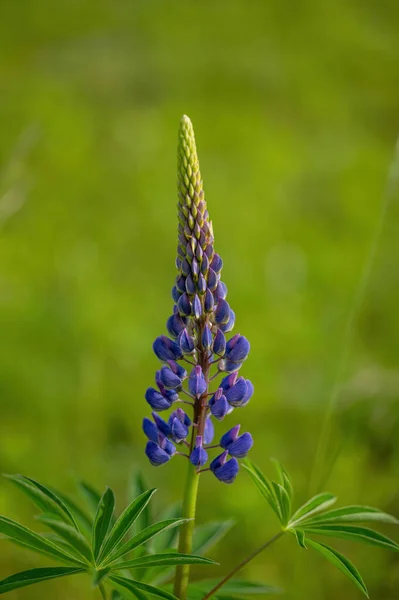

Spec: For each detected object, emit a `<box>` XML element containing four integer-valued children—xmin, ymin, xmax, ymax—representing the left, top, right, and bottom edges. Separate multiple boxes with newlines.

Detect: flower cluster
<box><xmin>143</xmin><ymin>115</ymin><xmax>253</xmax><ymax>484</ymax></box>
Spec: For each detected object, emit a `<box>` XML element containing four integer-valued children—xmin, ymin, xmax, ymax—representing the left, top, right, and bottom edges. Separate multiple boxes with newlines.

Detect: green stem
<box><xmin>173</xmin><ymin>453</ymin><xmax>200</xmax><ymax>599</ymax></box>
<box><xmin>202</xmin><ymin>531</ymin><xmax>285</xmax><ymax>600</ymax></box>
<box><xmin>99</xmin><ymin>582</ymin><xmax>107</xmax><ymax>600</ymax></box>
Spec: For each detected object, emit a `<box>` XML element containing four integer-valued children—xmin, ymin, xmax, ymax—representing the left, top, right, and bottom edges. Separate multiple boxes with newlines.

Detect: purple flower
<box><xmin>210</xmin><ymin>451</ymin><xmax>239</xmax><ymax>484</ymax></box>
<box><xmin>204</xmin><ymin>288</ymin><xmax>214</xmax><ymax>312</ymax></box>
<box><xmin>168</xmin><ymin>408</ymin><xmax>191</xmax><ymax>443</ymax></box>
<box><xmin>145</xmin><ymin>387</ymin><xmax>173</xmax><ymax>411</ymax></box>
<box><xmin>188</xmin><ymin>365</ymin><xmax>207</xmax><ymax>397</ymax></box>
<box><xmin>166</xmin><ymin>313</ymin><xmax>186</xmax><ymax>338</ymax></box>
<box><xmin>213</xmin><ymin>329</ymin><xmax>226</xmax><ymax>356</ymax></box>
<box><xmin>159</xmin><ymin>365</ymin><xmax>183</xmax><ymax>390</ymax></box>
<box><xmin>177</xmin><ymin>293</ymin><xmax>193</xmax><ymax>317</ymax></box>
<box><xmin>209</xmin><ymin>388</ymin><xmax>229</xmax><ymax>420</ymax></box>
<box><xmin>225</xmin><ymin>334</ymin><xmax>250</xmax><ymax>363</ymax></box>
<box><xmin>190</xmin><ymin>436</ymin><xmax>208</xmax><ymax>467</ymax></box>
<box><xmin>142</xmin><ymin>417</ymin><xmax>159</xmax><ymax>442</ymax></box>
<box><xmin>153</xmin><ymin>336</ymin><xmax>183</xmax><ymax>362</ymax></box>
<box><xmin>152</xmin><ymin>412</ymin><xmax>171</xmax><ymax>437</ymax></box>
<box><xmin>225</xmin><ymin>377</ymin><xmax>249</xmax><ymax>407</ymax></box>
<box><xmin>202</xmin><ymin>324</ymin><xmax>213</xmax><ymax>350</ymax></box>
<box><xmin>220</xmin><ymin>309</ymin><xmax>235</xmax><ymax>333</ymax></box>
<box><xmin>145</xmin><ymin>436</ymin><xmax>176</xmax><ymax>466</ymax></box>
<box><xmin>220</xmin><ymin>425</ymin><xmax>253</xmax><ymax>458</ymax></box>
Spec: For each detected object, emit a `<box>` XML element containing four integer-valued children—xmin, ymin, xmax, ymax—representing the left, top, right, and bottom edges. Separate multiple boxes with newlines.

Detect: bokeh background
<box><xmin>1</xmin><ymin>1</ymin><xmax>399</xmax><ymax>598</ymax></box>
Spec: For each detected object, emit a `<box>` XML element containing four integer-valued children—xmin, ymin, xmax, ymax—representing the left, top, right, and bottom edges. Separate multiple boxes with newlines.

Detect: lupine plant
<box><xmin>1</xmin><ymin>116</ymin><xmax>398</xmax><ymax>599</ymax></box>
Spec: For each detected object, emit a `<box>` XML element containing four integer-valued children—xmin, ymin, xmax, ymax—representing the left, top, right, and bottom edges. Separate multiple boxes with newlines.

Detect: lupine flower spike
<box><xmin>143</xmin><ymin>115</ymin><xmax>253</xmax><ymax>484</ymax></box>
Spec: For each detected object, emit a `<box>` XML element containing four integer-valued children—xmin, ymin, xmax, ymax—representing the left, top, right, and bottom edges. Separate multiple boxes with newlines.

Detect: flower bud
<box><xmin>178</xmin><ymin>328</ymin><xmax>196</xmax><ymax>354</ymax></box>
<box><xmin>145</xmin><ymin>441</ymin><xmax>172</xmax><ymax>466</ymax></box>
<box><xmin>188</xmin><ymin>365</ymin><xmax>207</xmax><ymax>397</ymax></box>
<box><xmin>220</xmin><ymin>308</ymin><xmax>235</xmax><ymax>333</ymax></box>
<box><xmin>197</xmin><ymin>273</ymin><xmax>207</xmax><ymax>294</ymax></box>
<box><xmin>222</xmin><ymin>432</ymin><xmax>253</xmax><ymax>458</ymax></box>
<box><xmin>213</xmin><ymin>329</ymin><xmax>226</xmax><ymax>356</ymax></box>
<box><xmin>210</xmin><ymin>253</ymin><xmax>223</xmax><ymax>273</ymax></box>
<box><xmin>207</xmin><ymin>268</ymin><xmax>218</xmax><ymax>291</ymax></box>
<box><xmin>215</xmin><ymin>298</ymin><xmax>231</xmax><ymax>325</ymax></box>
<box><xmin>193</xmin><ymin>294</ymin><xmax>202</xmax><ymax>319</ymax></box>
<box><xmin>177</xmin><ymin>293</ymin><xmax>193</xmax><ymax>317</ymax></box>
<box><xmin>185</xmin><ymin>274</ymin><xmax>196</xmax><ymax>295</ymax></box>
<box><xmin>202</xmin><ymin>324</ymin><xmax>213</xmax><ymax>351</ymax></box>
<box><xmin>204</xmin><ymin>288</ymin><xmax>214</xmax><ymax>312</ymax></box>
<box><xmin>176</xmin><ymin>275</ymin><xmax>186</xmax><ymax>293</ymax></box>
<box><xmin>167</xmin><ymin>360</ymin><xmax>187</xmax><ymax>379</ymax></box>
<box><xmin>210</xmin><ymin>392</ymin><xmax>228</xmax><ymax>420</ymax></box>
<box><xmin>172</xmin><ymin>286</ymin><xmax>181</xmax><ymax>303</ymax></box>
<box><xmin>214</xmin><ymin>280</ymin><xmax>228</xmax><ymax>302</ymax></box>
<box><xmin>204</xmin><ymin>416</ymin><xmax>215</xmax><ymax>444</ymax></box>
<box><xmin>189</xmin><ymin>436</ymin><xmax>208</xmax><ymax>466</ymax></box>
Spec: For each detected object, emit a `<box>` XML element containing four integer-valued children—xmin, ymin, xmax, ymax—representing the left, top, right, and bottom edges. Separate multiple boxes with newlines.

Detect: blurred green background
<box><xmin>1</xmin><ymin>1</ymin><xmax>399</xmax><ymax>598</ymax></box>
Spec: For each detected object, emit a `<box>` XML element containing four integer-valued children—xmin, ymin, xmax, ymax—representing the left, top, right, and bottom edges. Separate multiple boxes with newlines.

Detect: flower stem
<box><xmin>173</xmin><ymin>447</ymin><xmax>200</xmax><ymax>599</ymax></box>
<box><xmin>202</xmin><ymin>531</ymin><xmax>285</xmax><ymax>600</ymax></box>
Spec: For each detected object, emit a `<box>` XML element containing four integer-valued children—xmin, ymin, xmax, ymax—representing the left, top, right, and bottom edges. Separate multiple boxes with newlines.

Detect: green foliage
<box><xmin>0</xmin><ymin>476</ymin><xmax>215</xmax><ymax>598</ymax></box>
<box><xmin>243</xmin><ymin>460</ymin><xmax>399</xmax><ymax>597</ymax></box>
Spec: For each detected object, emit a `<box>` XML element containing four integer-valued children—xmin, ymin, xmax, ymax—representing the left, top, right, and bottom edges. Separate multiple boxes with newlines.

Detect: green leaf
<box><xmin>130</xmin><ymin>473</ymin><xmax>152</xmax><ymax>536</ymax></box>
<box><xmin>242</xmin><ymin>461</ymin><xmax>282</xmax><ymax>523</ymax></box>
<box><xmin>292</xmin><ymin>529</ymin><xmax>307</xmax><ymax>549</ymax></box>
<box><xmin>189</xmin><ymin>579</ymin><xmax>282</xmax><ymax>597</ymax></box>
<box><xmin>110</xmin><ymin>552</ymin><xmax>217</xmax><ymax>571</ymax></box>
<box><xmin>271</xmin><ymin>459</ymin><xmax>293</xmax><ymax>501</ymax></box>
<box><xmin>78</xmin><ymin>481</ymin><xmax>102</xmax><ymax>517</ymax></box>
<box><xmin>99</xmin><ymin>489</ymin><xmax>157</xmax><ymax>562</ymax></box>
<box><xmin>0</xmin><ymin>567</ymin><xmax>85</xmax><ymax>594</ymax></box>
<box><xmin>302</xmin><ymin>505</ymin><xmax>399</xmax><ymax>527</ymax></box>
<box><xmin>306</xmin><ymin>538</ymin><xmax>369</xmax><ymax>597</ymax></box>
<box><xmin>37</xmin><ymin>516</ymin><xmax>93</xmax><ymax>563</ymax></box>
<box><xmin>93</xmin><ymin>488</ymin><xmax>116</xmax><ymax>560</ymax></box>
<box><xmin>105</xmin><ymin>519</ymin><xmax>189</xmax><ymax>565</ymax></box>
<box><xmin>192</xmin><ymin>520</ymin><xmax>235</xmax><ymax>555</ymax></box>
<box><xmin>4</xmin><ymin>475</ymin><xmax>78</xmax><ymax>530</ymax></box>
<box><xmin>289</xmin><ymin>493</ymin><xmax>337</xmax><ymax>526</ymax></box>
<box><xmin>53</xmin><ymin>490</ymin><xmax>93</xmax><ymax>536</ymax></box>
<box><xmin>272</xmin><ymin>483</ymin><xmax>291</xmax><ymax>527</ymax></box>
<box><xmin>152</xmin><ymin>503</ymin><xmax>181</xmax><ymax>553</ymax></box>
<box><xmin>0</xmin><ymin>515</ymin><xmax>85</xmax><ymax>566</ymax></box>
<box><xmin>93</xmin><ymin>568</ymin><xmax>111</xmax><ymax>586</ymax></box>
<box><xmin>110</xmin><ymin>574</ymin><xmax>178</xmax><ymax>600</ymax></box>
<box><xmin>303</xmin><ymin>525</ymin><xmax>399</xmax><ymax>552</ymax></box>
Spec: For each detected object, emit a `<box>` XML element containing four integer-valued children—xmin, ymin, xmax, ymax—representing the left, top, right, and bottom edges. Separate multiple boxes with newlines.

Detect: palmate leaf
<box><xmin>292</xmin><ymin>528</ymin><xmax>307</xmax><ymax>549</ymax></box>
<box><xmin>242</xmin><ymin>461</ymin><xmax>282</xmax><ymax>524</ymax></box>
<box><xmin>0</xmin><ymin>516</ymin><xmax>85</xmax><ymax>566</ymax></box>
<box><xmin>302</xmin><ymin>505</ymin><xmax>399</xmax><ymax>527</ymax></box>
<box><xmin>0</xmin><ymin>567</ymin><xmax>85</xmax><ymax>594</ymax></box>
<box><xmin>37</xmin><ymin>516</ymin><xmax>93</xmax><ymax>563</ymax></box>
<box><xmin>288</xmin><ymin>493</ymin><xmax>337</xmax><ymax>527</ymax></box>
<box><xmin>302</xmin><ymin>524</ymin><xmax>399</xmax><ymax>552</ymax></box>
<box><xmin>93</xmin><ymin>488</ymin><xmax>116</xmax><ymax>561</ymax></box>
<box><xmin>270</xmin><ymin>459</ymin><xmax>293</xmax><ymax>502</ymax></box>
<box><xmin>110</xmin><ymin>552</ymin><xmax>217</xmax><ymax>571</ymax></box>
<box><xmin>99</xmin><ymin>489</ymin><xmax>157</xmax><ymax>563</ymax></box>
<box><xmin>305</xmin><ymin>539</ymin><xmax>369</xmax><ymax>597</ymax></box>
<box><xmin>4</xmin><ymin>475</ymin><xmax>78</xmax><ymax>530</ymax></box>
<box><xmin>105</xmin><ymin>518</ymin><xmax>190</xmax><ymax>565</ymax></box>
<box><xmin>110</xmin><ymin>574</ymin><xmax>178</xmax><ymax>600</ymax></box>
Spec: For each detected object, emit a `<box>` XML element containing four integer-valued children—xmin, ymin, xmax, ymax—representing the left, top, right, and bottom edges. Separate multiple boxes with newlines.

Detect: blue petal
<box><xmin>145</xmin><ymin>441</ymin><xmax>171</xmax><ymax>466</ymax></box>
<box><xmin>220</xmin><ymin>308</ymin><xmax>235</xmax><ymax>333</ymax></box>
<box><xmin>202</xmin><ymin>324</ymin><xmax>213</xmax><ymax>350</ymax></box>
<box><xmin>213</xmin><ymin>457</ymin><xmax>239</xmax><ymax>483</ymax></box>
<box><xmin>188</xmin><ymin>366</ymin><xmax>207</xmax><ymax>397</ymax></box>
<box><xmin>189</xmin><ymin>446</ymin><xmax>208</xmax><ymax>466</ymax></box>
<box><xmin>227</xmin><ymin>433</ymin><xmax>253</xmax><ymax>458</ymax></box>
<box><xmin>207</xmin><ymin>268</ymin><xmax>218</xmax><ymax>291</ymax></box>
<box><xmin>213</xmin><ymin>329</ymin><xmax>226</xmax><ymax>356</ymax></box>
<box><xmin>145</xmin><ymin>387</ymin><xmax>172</xmax><ymax>411</ymax></box>
<box><xmin>152</xmin><ymin>412</ymin><xmax>171</xmax><ymax>437</ymax></box>
<box><xmin>142</xmin><ymin>418</ymin><xmax>158</xmax><ymax>442</ymax></box>
<box><xmin>210</xmin><ymin>450</ymin><xmax>228</xmax><ymax>472</ymax></box>
<box><xmin>177</xmin><ymin>293</ymin><xmax>193</xmax><ymax>317</ymax></box>
<box><xmin>210</xmin><ymin>395</ymin><xmax>229</xmax><ymax>420</ymax></box>
<box><xmin>153</xmin><ymin>336</ymin><xmax>183</xmax><ymax>362</ymax></box>
<box><xmin>225</xmin><ymin>377</ymin><xmax>248</xmax><ymax>407</ymax></box>
<box><xmin>193</xmin><ymin>294</ymin><xmax>202</xmax><ymax>319</ymax></box>
<box><xmin>220</xmin><ymin>425</ymin><xmax>241</xmax><ymax>448</ymax></box>
<box><xmin>185</xmin><ymin>274</ymin><xmax>196</xmax><ymax>295</ymax></box>
<box><xmin>240</xmin><ymin>379</ymin><xmax>254</xmax><ymax>407</ymax></box>
<box><xmin>210</xmin><ymin>253</ymin><xmax>223</xmax><ymax>273</ymax></box>
<box><xmin>178</xmin><ymin>328</ymin><xmax>196</xmax><ymax>354</ymax></box>
<box><xmin>159</xmin><ymin>365</ymin><xmax>182</xmax><ymax>389</ymax></box>
<box><xmin>166</xmin><ymin>314</ymin><xmax>186</xmax><ymax>338</ymax></box>
<box><xmin>215</xmin><ymin>298</ymin><xmax>230</xmax><ymax>325</ymax></box>
<box><xmin>171</xmin><ymin>418</ymin><xmax>189</xmax><ymax>442</ymax></box>
<box><xmin>204</xmin><ymin>416</ymin><xmax>215</xmax><ymax>445</ymax></box>
<box><xmin>226</xmin><ymin>335</ymin><xmax>250</xmax><ymax>363</ymax></box>
<box><xmin>204</xmin><ymin>288</ymin><xmax>215</xmax><ymax>312</ymax></box>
